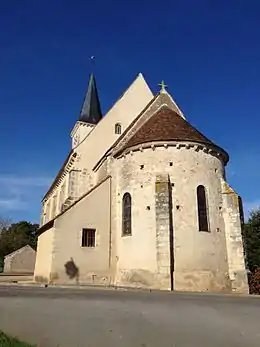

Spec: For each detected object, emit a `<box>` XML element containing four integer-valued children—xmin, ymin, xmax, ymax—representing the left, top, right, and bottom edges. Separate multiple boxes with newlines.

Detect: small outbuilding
<box><xmin>4</xmin><ymin>245</ymin><xmax>36</xmax><ymax>274</ymax></box>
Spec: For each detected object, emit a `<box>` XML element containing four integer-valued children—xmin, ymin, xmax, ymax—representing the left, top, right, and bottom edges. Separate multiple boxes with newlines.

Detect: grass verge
<box><xmin>0</xmin><ymin>331</ymin><xmax>35</xmax><ymax>347</ymax></box>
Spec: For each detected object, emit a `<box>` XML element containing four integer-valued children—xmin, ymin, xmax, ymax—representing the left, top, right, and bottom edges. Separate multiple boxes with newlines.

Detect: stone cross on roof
<box><xmin>158</xmin><ymin>80</ymin><xmax>168</xmax><ymax>93</ymax></box>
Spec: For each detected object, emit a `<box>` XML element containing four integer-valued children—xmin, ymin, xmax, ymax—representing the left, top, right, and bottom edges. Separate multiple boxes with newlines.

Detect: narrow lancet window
<box><xmin>122</xmin><ymin>193</ymin><xmax>132</xmax><ymax>236</ymax></box>
<box><xmin>197</xmin><ymin>185</ymin><xmax>209</xmax><ymax>232</ymax></box>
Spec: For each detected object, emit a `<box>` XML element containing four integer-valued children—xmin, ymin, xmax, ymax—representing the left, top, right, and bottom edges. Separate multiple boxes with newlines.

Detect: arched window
<box><xmin>197</xmin><ymin>185</ymin><xmax>209</xmax><ymax>232</ymax></box>
<box><xmin>122</xmin><ymin>193</ymin><xmax>132</xmax><ymax>236</ymax></box>
<box><xmin>115</xmin><ymin>123</ymin><xmax>122</xmax><ymax>135</ymax></box>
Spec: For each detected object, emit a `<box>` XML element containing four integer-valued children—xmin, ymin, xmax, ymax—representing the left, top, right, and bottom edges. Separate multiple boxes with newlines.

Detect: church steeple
<box><xmin>71</xmin><ymin>72</ymin><xmax>102</xmax><ymax>148</ymax></box>
<box><xmin>79</xmin><ymin>73</ymin><xmax>102</xmax><ymax>124</ymax></box>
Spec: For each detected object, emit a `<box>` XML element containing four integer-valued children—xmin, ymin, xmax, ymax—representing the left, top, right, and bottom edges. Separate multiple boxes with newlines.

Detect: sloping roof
<box><xmin>4</xmin><ymin>245</ymin><xmax>35</xmax><ymax>259</ymax></box>
<box><xmin>116</xmin><ymin>106</ymin><xmax>229</xmax><ymax>162</ymax></box>
<box><xmin>37</xmin><ymin>175</ymin><xmax>111</xmax><ymax>236</ymax></box>
<box><xmin>92</xmin><ymin>93</ymin><xmax>160</xmax><ymax>171</ymax></box>
<box><xmin>79</xmin><ymin>73</ymin><xmax>102</xmax><ymax>124</ymax></box>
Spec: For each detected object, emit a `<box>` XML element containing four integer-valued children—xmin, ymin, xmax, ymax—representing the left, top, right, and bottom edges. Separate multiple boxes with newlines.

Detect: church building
<box><xmin>34</xmin><ymin>72</ymin><xmax>248</xmax><ymax>293</ymax></box>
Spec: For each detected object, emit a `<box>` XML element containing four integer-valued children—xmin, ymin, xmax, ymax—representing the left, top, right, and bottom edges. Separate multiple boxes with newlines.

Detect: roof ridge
<box><xmin>101</xmin><ymin>73</ymin><xmax>153</xmax><ymax>121</ymax></box>
<box><xmin>4</xmin><ymin>245</ymin><xmax>31</xmax><ymax>259</ymax></box>
<box><xmin>92</xmin><ymin>93</ymin><xmax>160</xmax><ymax>171</ymax></box>
<box><xmin>114</xmin><ymin>106</ymin><xmax>229</xmax><ymax>163</ymax></box>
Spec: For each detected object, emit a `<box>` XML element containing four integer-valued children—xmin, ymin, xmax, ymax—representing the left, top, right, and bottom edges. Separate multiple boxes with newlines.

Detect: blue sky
<box><xmin>0</xmin><ymin>1</ymin><xmax>259</xmax><ymax>223</ymax></box>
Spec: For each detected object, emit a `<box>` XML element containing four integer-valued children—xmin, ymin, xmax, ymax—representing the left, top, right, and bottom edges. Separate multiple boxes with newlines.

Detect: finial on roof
<box><xmin>90</xmin><ymin>55</ymin><xmax>95</xmax><ymax>71</ymax></box>
<box><xmin>78</xmin><ymin>62</ymin><xmax>102</xmax><ymax>125</ymax></box>
<box><xmin>158</xmin><ymin>80</ymin><xmax>168</xmax><ymax>93</ymax></box>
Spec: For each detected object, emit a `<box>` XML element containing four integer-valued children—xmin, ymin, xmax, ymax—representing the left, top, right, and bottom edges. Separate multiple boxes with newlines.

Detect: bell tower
<box><xmin>71</xmin><ymin>72</ymin><xmax>102</xmax><ymax>148</ymax></box>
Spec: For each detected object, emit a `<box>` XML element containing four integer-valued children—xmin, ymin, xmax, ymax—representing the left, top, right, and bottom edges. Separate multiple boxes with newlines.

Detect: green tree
<box><xmin>242</xmin><ymin>208</ymin><xmax>260</xmax><ymax>272</ymax></box>
<box><xmin>0</xmin><ymin>218</ymin><xmax>11</xmax><ymax>232</ymax></box>
<box><xmin>0</xmin><ymin>217</ymin><xmax>12</xmax><ymax>271</ymax></box>
<box><xmin>0</xmin><ymin>221</ymin><xmax>38</xmax><ymax>272</ymax></box>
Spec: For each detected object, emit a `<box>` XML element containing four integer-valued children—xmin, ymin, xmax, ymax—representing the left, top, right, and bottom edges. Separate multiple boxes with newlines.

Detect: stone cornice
<box><xmin>115</xmin><ymin>140</ymin><xmax>229</xmax><ymax>165</ymax></box>
<box><xmin>42</xmin><ymin>151</ymin><xmax>77</xmax><ymax>202</ymax></box>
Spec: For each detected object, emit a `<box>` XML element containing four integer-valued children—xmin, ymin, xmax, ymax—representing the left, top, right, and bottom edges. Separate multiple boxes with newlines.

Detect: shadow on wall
<box><xmin>64</xmin><ymin>258</ymin><xmax>79</xmax><ymax>284</ymax></box>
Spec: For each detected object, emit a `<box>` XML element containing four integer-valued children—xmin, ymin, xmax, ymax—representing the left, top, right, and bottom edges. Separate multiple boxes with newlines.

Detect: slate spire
<box><xmin>79</xmin><ymin>73</ymin><xmax>102</xmax><ymax>124</ymax></box>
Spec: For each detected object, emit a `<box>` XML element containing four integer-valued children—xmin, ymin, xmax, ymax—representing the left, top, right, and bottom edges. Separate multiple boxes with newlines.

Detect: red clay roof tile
<box><xmin>118</xmin><ymin>106</ymin><xmax>228</xmax><ymax>161</ymax></box>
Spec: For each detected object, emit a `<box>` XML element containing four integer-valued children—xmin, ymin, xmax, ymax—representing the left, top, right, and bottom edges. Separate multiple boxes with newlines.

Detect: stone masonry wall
<box><xmin>34</xmin><ymin>227</ymin><xmax>55</xmax><ymax>283</ymax></box>
<box><xmin>221</xmin><ymin>180</ymin><xmax>249</xmax><ymax>294</ymax></box>
<box><xmin>112</xmin><ymin>143</ymin><xmax>231</xmax><ymax>292</ymax></box>
<box><xmin>4</xmin><ymin>246</ymin><xmax>36</xmax><ymax>274</ymax></box>
<box><xmin>155</xmin><ymin>175</ymin><xmax>173</xmax><ymax>290</ymax></box>
<box><xmin>49</xmin><ymin>178</ymin><xmax>112</xmax><ymax>286</ymax></box>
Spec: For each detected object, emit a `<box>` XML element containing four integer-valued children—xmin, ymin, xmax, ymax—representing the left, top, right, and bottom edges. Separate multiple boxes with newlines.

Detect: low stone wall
<box><xmin>0</xmin><ymin>274</ymin><xmax>33</xmax><ymax>283</ymax></box>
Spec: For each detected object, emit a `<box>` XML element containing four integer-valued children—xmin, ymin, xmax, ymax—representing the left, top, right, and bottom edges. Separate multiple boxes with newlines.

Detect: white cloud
<box><xmin>0</xmin><ymin>175</ymin><xmax>52</xmax><ymax>212</ymax></box>
<box><xmin>0</xmin><ymin>198</ymin><xmax>26</xmax><ymax>210</ymax></box>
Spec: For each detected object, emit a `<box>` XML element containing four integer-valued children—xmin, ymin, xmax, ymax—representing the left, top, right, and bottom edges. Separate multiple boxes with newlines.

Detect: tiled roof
<box><xmin>118</xmin><ymin>106</ymin><xmax>228</xmax><ymax>160</ymax></box>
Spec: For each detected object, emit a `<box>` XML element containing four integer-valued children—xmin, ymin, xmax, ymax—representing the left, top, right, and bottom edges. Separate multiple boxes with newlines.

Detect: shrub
<box><xmin>0</xmin><ymin>331</ymin><xmax>35</xmax><ymax>347</ymax></box>
<box><xmin>0</xmin><ymin>258</ymin><xmax>4</xmax><ymax>273</ymax></box>
<box><xmin>249</xmin><ymin>268</ymin><xmax>260</xmax><ymax>295</ymax></box>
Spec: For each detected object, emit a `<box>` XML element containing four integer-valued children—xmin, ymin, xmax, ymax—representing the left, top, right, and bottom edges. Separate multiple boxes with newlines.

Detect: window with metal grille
<box><xmin>197</xmin><ymin>185</ymin><xmax>209</xmax><ymax>232</ymax></box>
<box><xmin>122</xmin><ymin>192</ymin><xmax>132</xmax><ymax>236</ymax></box>
<box><xmin>81</xmin><ymin>228</ymin><xmax>96</xmax><ymax>247</ymax></box>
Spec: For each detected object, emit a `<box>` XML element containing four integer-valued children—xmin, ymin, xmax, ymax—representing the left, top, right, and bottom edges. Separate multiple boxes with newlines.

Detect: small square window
<box><xmin>82</xmin><ymin>228</ymin><xmax>96</xmax><ymax>247</ymax></box>
<box><xmin>169</xmin><ymin>162</ymin><xmax>173</xmax><ymax>166</ymax></box>
<box><xmin>140</xmin><ymin>165</ymin><xmax>144</xmax><ymax>170</ymax></box>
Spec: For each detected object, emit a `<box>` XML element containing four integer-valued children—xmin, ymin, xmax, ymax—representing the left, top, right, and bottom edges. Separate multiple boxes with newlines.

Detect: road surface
<box><xmin>0</xmin><ymin>285</ymin><xmax>259</xmax><ymax>347</ymax></box>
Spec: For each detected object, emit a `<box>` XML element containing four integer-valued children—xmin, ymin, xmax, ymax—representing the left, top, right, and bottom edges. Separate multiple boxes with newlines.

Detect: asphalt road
<box><xmin>0</xmin><ymin>285</ymin><xmax>259</xmax><ymax>347</ymax></box>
